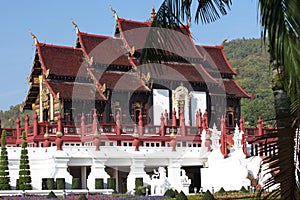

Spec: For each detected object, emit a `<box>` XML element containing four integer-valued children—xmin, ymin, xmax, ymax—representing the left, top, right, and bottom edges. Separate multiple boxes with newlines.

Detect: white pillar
<box><xmin>39</xmin><ymin>75</ymin><xmax>43</xmax><ymax>122</ymax></box>
<box><xmin>167</xmin><ymin>159</ymin><xmax>182</xmax><ymax>191</ymax></box>
<box><xmin>52</xmin><ymin>151</ymin><xmax>73</xmax><ymax>189</ymax></box>
<box><xmin>127</xmin><ymin>158</ymin><xmax>150</xmax><ymax>193</ymax></box>
<box><xmin>87</xmin><ymin>158</ymin><xmax>110</xmax><ymax>190</ymax></box>
<box><xmin>50</xmin><ymin>93</ymin><xmax>54</xmax><ymax>121</ymax></box>
<box><xmin>81</xmin><ymin>166</ymin><xmax>87</xmax><ymax>189</ymax></box>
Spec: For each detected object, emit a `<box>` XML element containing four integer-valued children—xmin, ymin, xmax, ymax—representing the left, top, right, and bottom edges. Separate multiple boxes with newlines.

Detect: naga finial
<box><xmin>110</xmin><ymin>5</ymin><xmax>119</xmax><ymax>21</ymax></box>
<box><xmin>71</xmin><ymin>19</ymin><xmax>80</xmax><ymax>35</ymax></box>
<box><xmin>221</xmin><ymin>36</ymin><xmax>229</xmax><ymax>47</ymax></box>
<box><xmin>29</xmin><ymin>31</ymin><xmax>39</xmax><ymax>45</ymax></box>
<box><xmin>151</xmin><ymin>5</ymin><xmax>156</xmax><ymax>22</ymax></box>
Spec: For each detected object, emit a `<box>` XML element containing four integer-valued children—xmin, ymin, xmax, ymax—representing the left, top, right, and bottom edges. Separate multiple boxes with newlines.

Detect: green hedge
<box><xmin>95</xmin><ymin>178</ymin><xmax>104</xmax><ymax>189</ymax></box>
<box><xmin>56</xmin><ymin>178</ymin><xmax>65</xmax><ymax>190</ymax></box>
<box><xmin>107</xmin><ymin>178</ymin><xmax>116</xmax><ymax>191</ymax></box>
<box><xmin>72</xmin><ymin>178</ymin><xmax>81</xmax><ymax>189</ymax></box>
<box><xmin>46</xmin><ymin>178</ymin><xmax>55</xmax><ymax>190</ymax></box>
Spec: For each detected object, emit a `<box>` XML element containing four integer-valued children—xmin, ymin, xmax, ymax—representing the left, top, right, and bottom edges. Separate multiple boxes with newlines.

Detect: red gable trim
<box><xmin>87</xmin><ymin>68</ymin><xmax>108</xmax><ymax>101</ymax></box>
<box><xmin>232</xmin><ymin>79</ymin><xmax>250</xmax><ymax>98</ymax></box>
<box><xmin>200</xmin><ymin>45</ymin><xmax>237</xmax><ymax>75</ymax></box>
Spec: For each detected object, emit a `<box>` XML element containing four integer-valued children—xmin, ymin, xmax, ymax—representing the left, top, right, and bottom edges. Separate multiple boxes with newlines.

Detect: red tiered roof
<box><xmin>88</xmin><ymin>69</ymin><xmax>150</xmax><ymax>92</ymax></box>
<box><xmin>198</xmin><ymin>45</ymin><xmax>237</xmax><ymax>75</ymax></box>
<box><xmin>46</xmin><ymin>80</ymin><xmax>106</xmax><ymax>101</ymax></box>
<box><xmin>223</xmin><ymin>79</ymin><xmax>250</xmax><ymax>98</ymax></box>
<box><xmin>77</xmin><ymin>32</ymin><xmax>131</xmax><ymax>66</ymax></box>
<box><xmin>36</xmin><ymin>43</ymin><xmax>86</xmax><ymax>77</ymax></box>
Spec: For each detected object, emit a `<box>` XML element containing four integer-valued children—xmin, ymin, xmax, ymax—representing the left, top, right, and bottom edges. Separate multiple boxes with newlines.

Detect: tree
<box><xmin>144</xmin><ymin>0</ymin><xmax>300</xmax><ymax>199</ymax></box>
<box><xmin>0</xmin><ymin>130</ymin><xmax>10</xmax><ymax>190</ymax></box>
<box><xmin>18</xmin><ymin>131</ymin><xmax>32</xmax><ymax>190</ymax></box>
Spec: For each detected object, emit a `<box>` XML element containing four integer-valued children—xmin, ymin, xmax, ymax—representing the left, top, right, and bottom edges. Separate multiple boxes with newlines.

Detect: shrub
<box><xmin>56</xmin><ymin>178</ymin><xmax>65</xmax><ymax>189</ymax></box>
<box><xmin>42</xmin><ymin>178</ymin><xmax>47</xmax><ymax>190</ymax></box>
<box><xmin>217</xmin><ymin>187</ymin><xmax>226</xmax><ymax>194</ymax></box>
<box><xmin>78</xmin><ymin>194</ymin><xmax>87</xmax><ymax>200</ymax></box>
<box><xmin>203</xmin><ymin>190</ymin><xmax>215</xmax><ymax>200</ymax></box>
<box><xmin>46</xmin><ymin>191</ymin><xmax>57</xmax><ymax>198</ymax></box>
<box><xmin>164</xmin><ymin>189</ymin><xmax>176</xmax><ymax>198</ymax></box>
<box><xmin>95</xmin><ymin>178</ymin><xmax>104</xmax><ymax>189</ymax></box>
<box><xmin>72</xmin><ymin>178</ymin><xmax>81</xmax><ymax>189</ymax></box>
<box><xmin>136</xmin><ymin>185</ymin><xmax>151</xmax><ymax>196</ymax></box>
<box><xmin>176</xmin><ymin>191</ymin><xmax>188</xmax><ymax>200</ymax></box>
<box><xmin>135</xmin><ymin>177</ymin><xmax>143</xmax><ymax>188</ymax></box>
<box><xmin>18</xmin><ymin>132</ymin><xmax>32</xmax><ymax>190</ymax></box>
<box><xmin>107</xmin><ymin>178</ymin><xmax>116</xmax><ymax>191</ymax></box>
<box><xmin>46</xmin><ymin>178</ymin><xmax>55</xmax><ymax>190</ymax></box>
<box><xmin>240</xmin><ymin>186</ymin><xmax>248</xmax><ymax>193</ymax></box>
<box><xmin>0</xmin><ymin>130</ymin><xmax>10</xmax><ymax>190</ymax></box>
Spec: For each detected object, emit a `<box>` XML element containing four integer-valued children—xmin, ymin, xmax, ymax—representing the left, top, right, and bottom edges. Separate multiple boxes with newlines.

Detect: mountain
<box><xmin>223</xmin><ymin>38</ymin><xmax>275</xmax><ymax>127</ymax></box>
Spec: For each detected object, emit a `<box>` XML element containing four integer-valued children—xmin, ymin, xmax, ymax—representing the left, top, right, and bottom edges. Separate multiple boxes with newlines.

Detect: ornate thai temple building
<box><xmin>0</xmin><ymin>7</ymin><xmax>275</xmax><ymax>194</ymax></box>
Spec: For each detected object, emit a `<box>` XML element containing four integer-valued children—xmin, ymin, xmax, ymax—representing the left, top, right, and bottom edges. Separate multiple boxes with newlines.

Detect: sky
<box><xmin>0</xmin><ymin>0</ymin><xmax>260</xmax><ymax>111</ymax></box>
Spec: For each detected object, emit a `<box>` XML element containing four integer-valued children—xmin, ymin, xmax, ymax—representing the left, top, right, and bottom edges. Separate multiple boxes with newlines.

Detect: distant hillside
<box><xmin>0</xmin><ymin>104</ymin><xmax>33</xmax><ymax>128</ymax></box>
<box><xmin>223</xmin><ymin>38</ymin><xmax>275</xmax><ymax>127</ymax></box>
<box><xmin>0</xmin><ymin>38</ymin><xmax>275</xmax><ymax>128</ymax></box>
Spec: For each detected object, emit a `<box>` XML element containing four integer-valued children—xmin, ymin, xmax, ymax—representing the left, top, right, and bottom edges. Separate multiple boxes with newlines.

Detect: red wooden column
<box><xmin>138</xmin><ymin>110</ymin><xmax>143</xmax><ymax>136</ymax></box>
<box><xmin>220</xmin><ymin>116</ymin><xmax>227</xmax><ymax>157</ymax></box>
<box><xmin>164</xmin><ymin>109</ymin><xmax>168</xmax><ymax>126</ymax></box>
<box><xmin>198</xmin><ymin>109</ymin><xmax>203</xmax><ymax>135</ymax></box>
<box><xmin>16</xmin><ymin>117</ymin><xmax>20</xmax><ymax>140</ymax></box>
<box><xmin>55</xmin><ymin>113</ymin><xmax>63</xmax><ymax>151</ymax></box>
<box><xmin>258</xmin><ymin>116</ymin><xmax>263</xmax><ymax>136</ymax></box>
<box><xmin>24</xmin><ymin>114</ymin><xmax>29</xmax><ymax>136</ymax></box>
<box><xmin>43</xmin><ymin>125</ymin><xmax>50</xmax><ymax>148</ymax></box>
<box><xmin>179</xmin><ymin>108</ymin><xmax>186</xmax><ymax>137</ymax></box>
<box><xmin>160</xmin><ymin>113</ymin><xmax>165</xmax><ymax>136</ymax></box>
<box><xmin>81</xmin><ymin>113</ymin><xmax>86</xmax><ymax>137</ymax></box>
<box><xmin>92</xmin><ymin>109</ymin><xmax>100</xmax><ymax>151</ymax></box>
<box><xmin>33</xmin><ymin>112</ymin><xmax>38</xmax><ymax>136</ymax></box>
<box><xmin>196</xmin><ymin>110</ymin><xmax>199</xmax><ymax>127</ymax></box>
<box><xmin>203</xmin><ymin>109</ymin><xmax>208</xmax><ymax>130</ymax></box>
<box><xmin>116</xmin><ymin>110</ymin><xmax>121</xmax><ymax>136</ymax></box>
<box><xmin>240</xmin><ymin>116</ymin><xmax>247</xmax><ymax>155</ymax></box>
<box><xmin>170</xmin><ymin>132</ymin><xmax>176</xmax><ymax>151</ymax></box>
<box><xmin>172</xmin><ymin>108</ymin><xmax>177</xmax><ymax>127</ymax></box>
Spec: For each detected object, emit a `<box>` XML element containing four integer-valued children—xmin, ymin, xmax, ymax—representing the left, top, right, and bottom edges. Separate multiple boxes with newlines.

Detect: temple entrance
<box><xmin>182</xmin><ymin>166</ymin><xmax>201</xmax><ymax>193</ymax></box>
<box><xmin>68</xmin><ymin>166</ymin><xmax>91</xmax><ymax>189</ymax></box>
<box><xmin>105</xmin><ymin>166</ymin><xmax>129</xmax><ymax>193</ymax></box>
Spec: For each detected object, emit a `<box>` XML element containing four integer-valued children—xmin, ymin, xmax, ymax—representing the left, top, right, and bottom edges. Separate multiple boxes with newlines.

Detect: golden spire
<box><xmin>221</xmin><ymin>36</ymin><xmax>229</xmax><ymax>46</ymax></box>
<box><xmin>110</xmin><ymin>5</ymin><xmax>119</xmax><ymax>21</ymax></box>
<box><xmin>151</xmin><ymin>5</ymin><xmax>156</xmax><ymax>22</ymax></box>
<box><xmin>29</xmin><ymin>31</ymin><xmax>39</xmax><ymax>45</ymax></box>
<box><xmin>71</xmin><ymin>19</ymin><xmax>80</xmax><ymax>35</ymax></box>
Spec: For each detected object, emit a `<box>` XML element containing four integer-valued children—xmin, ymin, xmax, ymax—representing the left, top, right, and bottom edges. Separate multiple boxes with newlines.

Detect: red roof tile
<box><xmin>37</xmin><ymin>43</ymin><xmax>87</xmax><ymax>77</ymax></box>
<box><xmin>197</xmin><ymin>45</ymin><xmax>237</xmax><ymax>75</ymax></box>
<box><xmin>47</xmin><ymin>81</ymin><xmax>105</xmax><ymax>101</ymax></box>
<box><xmin>78</xmin><ymin>32</ymin><xmax>131</xmax><ymax>66</ymax></box>
<box><xmin>88</xmin><ymin>69</ymin><xmax>149</xmax><ymax>92</ymax></box>
<box><xmin>223</xmin><ymin>79</ymin><xmax>250</xmax><ymax>98</ymax></box>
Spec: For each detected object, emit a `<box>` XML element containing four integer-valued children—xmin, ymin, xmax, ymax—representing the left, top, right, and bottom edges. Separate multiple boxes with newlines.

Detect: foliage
<box><xmin>136</xmin><ymin>185</ymin><xmax>151</xmax><ymax>196</ymax></box>
<box><xmin>78</xmin><ymin>194</ymin><xmax>87</xmax><ymax>200</ymax></box>
<box><xmin>217</xmin><ymin>187</ymin><xmax>226</xmax><ymax>194</ymax></box>
<box><xmin>164</xmin><ymin>188</ymin><xmax>177</xmax><ymax>198</ymax></box>
<box><xmin>46</xmin><ymin>178</ymin><xmax>55</xmax><ymax>190</ymax></box>
<box><xmin>202</xmin><ymin>190</ymin><xmax>215</xmax><ymax>200</ymax></box>
<box><xmin>135</xmin><ymin>177</ymin><xmax>143</xmax><ymax>188</ymax></box>
<box><xmin>107</xmin><ymin>178</ymin><xmax>116</xmax><ymax>191</ymax></box>
<box><xmin>55</xmin><ymin>178</ymin><xmax>65</xmax><ymax>190</ymax></box>
<box><xmin>72</xmin><ymin>178</ymin><xmax>80</xmax><ymax>189</ymax></box>
<box><xmin>95</xmin><ymin>178</ymin><xmax>104</xmax><ymax>189</ymax></box>
<box><xmin>175</xmin><ymin>191</ymin><xmax>187</xmax><ymax>200</ymax></box>
<box><xmin>223</xmin><ymin>38</ymin><xmax>275</xmax><ymax>127</ymax></box>
<box><xmin>240</xmin><ymin>186</ymin><xmax>248</xmax><ymax>193</ymax></box>
<box><xmin>0</xmin><ymin>104</ymin><xmax>33</xmax><ymax>128</ymax></box>
<box><xmin>46</xmin><ymin>191</ymin><xmax>57</xmax><ymax>198</ymax></box>
<box><xmin>0</xmin><ymin>130</ymin><xmax>10</xmax><ymax>190</ymax></box>
<box><xmin>18</xmin><ymin>131</ymin><xmax>32</xmax><ymax>190</ymax></box>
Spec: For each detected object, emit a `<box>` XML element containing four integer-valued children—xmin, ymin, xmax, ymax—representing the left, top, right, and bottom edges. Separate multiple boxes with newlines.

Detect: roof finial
<box><xmin>110</xmin><ymin>5</ymin><xmax>119</xmax><ymax>21</ymax></box>
<box><xmin>29</xmin><ymin>31</ymin><xmax>39</xmax><ymax>45</ymax></box>
<box><xmin>71</xmin><ymin>19</ymin><xmax>80</xmax><ymax>35</ymax></box>
<box><xmin>187</xmin><ymin>16</ymin><xmax>192</xmax><ymax>27</ymax></box>
<box><xmin>221</xmin><ymin>36</ymin><xmax>229</xmax><ymax>46</ymax></box>
<box><xmin>151</xmin><ymin>5</ymin><xmax>156</xmax><ymax>22</ymax></box>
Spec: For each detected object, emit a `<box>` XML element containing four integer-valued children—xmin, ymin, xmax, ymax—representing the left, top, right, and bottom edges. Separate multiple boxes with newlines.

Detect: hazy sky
<box><xmin>0</xmin><ymin>0</ymin><xmax>260</xmax><ymax>111</ymax></box>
